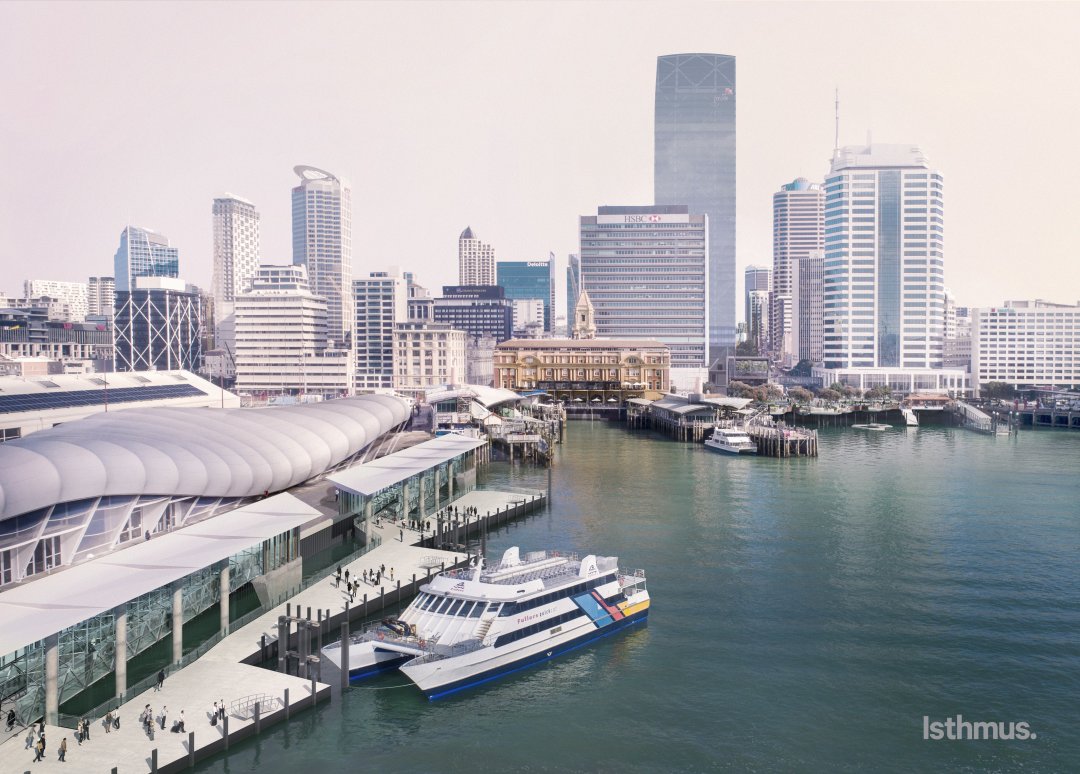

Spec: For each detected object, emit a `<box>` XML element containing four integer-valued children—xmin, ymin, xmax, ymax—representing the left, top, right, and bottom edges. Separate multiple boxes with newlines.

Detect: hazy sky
<box><xmin>3</xmin><ymin>1</ymin><xmax>1079</xmax><ymax>316</ymax></box>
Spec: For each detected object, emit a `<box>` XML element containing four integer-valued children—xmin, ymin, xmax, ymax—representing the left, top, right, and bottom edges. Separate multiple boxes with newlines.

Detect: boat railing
<box><xmin>618</xmin><ymin>569</ymin><xmax>647</xmax><ymax>590</ymax></box>
<box><xmin>407</xmin><ymin>637</ymin><xmax>487</xmax><ymax>665</ymax></box>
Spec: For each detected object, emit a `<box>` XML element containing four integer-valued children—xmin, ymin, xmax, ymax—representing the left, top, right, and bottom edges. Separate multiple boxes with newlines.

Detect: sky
<box><xmin>2</xmin><ymin>1</ymin><xmax>1079</xmax><ymax>318</ymax></box>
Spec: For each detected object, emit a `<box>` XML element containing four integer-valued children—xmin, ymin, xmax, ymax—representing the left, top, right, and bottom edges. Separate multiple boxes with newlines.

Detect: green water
<box><xmin>197</xmin><ymin>424</ymin><xmax>1080</xmax><ymax>772</ymax></box>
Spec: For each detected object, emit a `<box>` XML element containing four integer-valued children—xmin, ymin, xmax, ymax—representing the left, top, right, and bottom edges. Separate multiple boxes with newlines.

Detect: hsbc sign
<box><xmin>596</xmin><ymin>213</ymin><xmax>690</xmax><ymax>225</ymax></box>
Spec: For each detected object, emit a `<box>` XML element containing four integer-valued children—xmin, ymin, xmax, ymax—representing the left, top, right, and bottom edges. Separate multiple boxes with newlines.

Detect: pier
<box><xmin>0</xmin><ymin>488</ymin><xmax>545</xmax><ymax>774</ymax></box>
<box><xmin>715</xmin><ymin>419</ymin><xmax>819</xmax><ymax>458</ymax></box>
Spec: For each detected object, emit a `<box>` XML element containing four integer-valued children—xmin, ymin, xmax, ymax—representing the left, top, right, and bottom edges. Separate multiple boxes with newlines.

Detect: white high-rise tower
<box><xmin>457</xmin><ymin>226</ymin><xmax>496</xmax><ymax>286</ymax></box>
<box><xmin>292</xmin><ymin>165</ymin><xmax>353</xmax><ymax>347</ymax></box>
<box><xmin>822</xmin><ymin>145</ymin><xmax>944</xmax><ymax>370</ymax></box>
<box><xmin>212</xmin><ymin>194</ymin><xmax>260</xmax><ymax>350</ymax></box>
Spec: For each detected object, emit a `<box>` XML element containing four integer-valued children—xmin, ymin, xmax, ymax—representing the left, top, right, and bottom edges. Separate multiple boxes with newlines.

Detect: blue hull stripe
<box><xmin>347</xmin><ymin>654</ymin><xmax>412</xmax><ymax>682</ymax></box>
<box><xmin>424</xmin><ymin>609</ymin><xmax>649</xmax><ymax>701</ymax></box>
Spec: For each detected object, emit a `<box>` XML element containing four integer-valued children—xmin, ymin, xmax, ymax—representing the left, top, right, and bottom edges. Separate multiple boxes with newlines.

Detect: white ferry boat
<box><xmin>321</xmin><ymin>547</ymin><xmax>649</xmax><ymax>699</ymax></box>
<box><xmin>704</xmin><ymin>426</ymin><xmax>758</xmax><ymax>454</ymax></box>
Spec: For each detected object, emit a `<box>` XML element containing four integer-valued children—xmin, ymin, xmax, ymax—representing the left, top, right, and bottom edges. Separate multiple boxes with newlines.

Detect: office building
<box><xmin>772</xmin><ymin>178</ymin><xmax>824</xmax><ymax>359</ymax></box>
<box><xmin>432</xmin><ymin>285</ymin><xmax>513</xmax><ymax>343</ymax></box>
<box><xmin>353</xmin><ymin>270</ymin><xmax>408</xmax><ymax>391</ymax></box>
<box><xmin>458</xmin><ymin>226</ymin><xmax>496</xmax><ymax>286</ymax></box>
<box><xmin>234</xmin><ymin>264</ymin><xmax>352</xmax><ymax>396</ymax></box>
<box><xmin>113</xmin><ymin>277</ymin><xmax>202</xmax><ymax>373</ymax></box>
<box><xmin>212</xmin><ymin>194</ymin><xmax>261</xmax><ymax>350</ymax></box>
<box><xmin>23</xmin><ymin>280</ymin><xmax>89</xmax><ymax>322</ymax></box>
<box><xmin>747</xmin><ymin>289</ymin><xmax>770</xmax><ymax>355</ymax></box>
<box><xmin>791</xmin><ymin>251</ymin><xmax>825</xmax><ymax>365</ymax></box>
<box><xmin>510</xmin><ymin>298</ymin><xmax>545</xmax><ymax>337</ymax></box>
<box><xmin>0</xmin><ymin>305</ymin><xmax>112</xmax><ymax>372</ymax></box>
<box><xmin>971</xmin><ymin>300</ymin><xmax>1080</xmax><ymax>392</ymax></box>
<box><xmin>292</xmin><ymin>165</ymin><xmax>352</xmax><ymax>347</ymax></box>
<box><xmin>655</xmin><ymin>53</ymin><xmax>736</xmax><ymax>372</ymax></box>
<box><xmin>393</xmin><ymin>322</ymin><xmax>467</xmax><ymax>395</ymax></box>
<box><xmin>497</xmin><ymin>257</ymin><xmax>556</xmax><ymax>332</ymax></box>
<box><xmin>113</xmin><ymin>226</ymin><xmax>179</xmax><ymax>293</ymax></box>
<box><xmin>821</xmin><ymin>145</ymin><xmax>945</xmax><ymax>372</ymax></box>
<box><xmin>88</xmin><ymin>276</ymin><xmax>115</xmax><ymax>318</ymax></box>
<box><xmin>744</xmin><ymin>266</ymin><xmax>770</xmax><ymax>332</ymax></box>
<box><xmin>579</xmin><ymin>205</ymin><xmax>708</xmax><ymax>370</ymax></box>
<box><xmin>566</xmin><ymin>254</ymin><xmax>581</xmax><ymax>327</ymax></box>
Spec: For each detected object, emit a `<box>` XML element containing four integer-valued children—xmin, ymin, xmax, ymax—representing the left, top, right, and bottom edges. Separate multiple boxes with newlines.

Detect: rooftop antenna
<box><xmin>834</xmin><ymin>87</ymin><xmax>839</xmax><ymax>153</ymax></box>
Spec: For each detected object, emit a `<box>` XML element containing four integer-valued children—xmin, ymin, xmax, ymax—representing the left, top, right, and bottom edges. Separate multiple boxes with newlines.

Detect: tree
<box><xmin>788</xmin><ymin>359</ymin><xmax>813</xmax><ymax>377</ymax></box>
<box><xmin>766</xmin><ymin>384</ymin><xmax>786</xmax><ymax>401</ymax></box>
<box><xmin>736</xmin><ymin>340</ymin><xmax>758</xmax><ymax>356</ymax></box>
<box><xmin>789</xmin><ymin>386</ymin><xmax>814</xmax><ymax>403</ymax></box>
<box><xmin>865</xmin><ymin>385</ymin><xmax>892</xmax><ymax>400</ymax></box>
<box><xmin>980</xmin><ymin>381</ymin><xmax>1016</xmax><ymax>400</ymax></box>
<box><xmin>829</xmin><ymin>382</ymin><xmax>846</xmax><ymax>393</ymax></box>
<box><xmin>727</xmin><ymin>380</ymin><xmax>754</xmax><ymax>398</ymax></box>
<box><xmin>818</xmin><ymin>388</ymin><xmax>841</xmax><ymax>402</ymax></box>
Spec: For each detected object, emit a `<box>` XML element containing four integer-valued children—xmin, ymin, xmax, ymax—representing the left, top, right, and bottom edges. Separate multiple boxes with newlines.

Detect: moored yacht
<box><xmin>321</xmin><ymin>547</ymin><xmax>649</xmax><ymax>699</ymax></box>
<box><xmin>704</xmin><ymin>426</ymin><xmax>758</xmax><ymax>454</ymax></box>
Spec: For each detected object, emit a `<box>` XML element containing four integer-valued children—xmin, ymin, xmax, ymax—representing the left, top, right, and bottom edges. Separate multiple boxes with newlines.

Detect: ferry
<box><xmin>704</xmin><ymin>426</ymin><xmax>758</xmax><ymax>454</ymax></box>
<box><xmin>852</xmin><ymin>422</ymin><xmax>892</xmax><ymax>431</ymax></box>
<box><xmin>321</xmin><ymin>547</ymin><xmax>649</xmax><ymax>699</ymax></box>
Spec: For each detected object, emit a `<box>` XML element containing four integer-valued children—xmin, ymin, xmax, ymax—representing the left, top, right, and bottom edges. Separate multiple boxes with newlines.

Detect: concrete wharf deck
<box><xmin>0</xmin><ymin>487</ymin><xmax>544</xmax><ymax>774</ymax></box>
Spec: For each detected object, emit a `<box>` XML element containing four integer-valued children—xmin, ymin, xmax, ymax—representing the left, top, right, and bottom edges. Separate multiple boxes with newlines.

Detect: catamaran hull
<box><xmin>321</xmin><ymin>639</ymin><xmax>417</xmax><ymax>681</ymax></box>
<box><xmin>401</xmin><ymin>607</ymin><xmax>650</xmax><ymax>700</ymax></box>
<box><xmin>704</xmin><ymin>441</ymin><xmax>757</xmax><ymax>454</ymax></box>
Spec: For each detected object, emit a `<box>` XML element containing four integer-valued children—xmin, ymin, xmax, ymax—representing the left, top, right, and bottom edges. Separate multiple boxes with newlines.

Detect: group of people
<box><xmin>209</xmin><ymin>700</ymin><xmax>226</xmax><ymax>727</ymax></box>
<box><xmin>335</xmin><ymin>564</ymin><xmax>395</xmax><ymax>600</ymax></box>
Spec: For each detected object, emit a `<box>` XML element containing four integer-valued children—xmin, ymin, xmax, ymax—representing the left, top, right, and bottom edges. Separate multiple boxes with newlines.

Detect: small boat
<box><xmin>852</xmin><ymin>423</ymin><xmax>892</xmax><ymax>431</ymax></box>
<box><xmin>704</xmin><ymin>427</ymin><xmax>758</xmax><ymax>454</ymax></box>
<box><xmin>321</xmin><ymin>547</ymin><xmax>649</xmax><ymax>699</ymax></box>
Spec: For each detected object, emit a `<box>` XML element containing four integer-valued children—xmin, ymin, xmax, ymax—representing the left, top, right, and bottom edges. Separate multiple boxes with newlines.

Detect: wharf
<box><xmin>0</xmin><ymin>487</ymin><xmax>545</xmax><ymax>774</ymax></box>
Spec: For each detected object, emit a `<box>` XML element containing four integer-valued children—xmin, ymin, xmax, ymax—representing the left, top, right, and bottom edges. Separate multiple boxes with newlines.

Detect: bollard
<box><xmin>254</xmin><ymin>701</ymin><xmax>261</xmax><ymax>734</ymax></box>
<box><xmin>340</xmin><ymin>623</ymin><xmax>350</xmax><ymax>693</ymax></box>
<box><xmin>286</xmin><ymin>603</ymin><xmax>291</xmax><ymax>619</ymax></box>
<box><xmin>188</xmin><ymin>731</ymin><xmax>195</xmax><ymax>767</ymax></box>
<box><xmin>307</xmin><ymin>606</ymin><xmax>311</xmax><ymax>621</ymax></box>
<box><xmin>284</xmin><ymin>687</ymin><xmax>290</xmax><ymax>720</ymax></box>
<box><xmin>311</xmin><ymin>676</ymin><xmax>316</xmax><ymax>700</ymax></box>
<box><xmin>261</xmin><ymin>634</ymin><xmax>266</xmax><ymax>662</ymax></box>
<box><xmin>151</xmin><ymin>748</ymin><xmax>158</xmax><ymax>773</ymax></box>
<box><xmin>223</xmin><ymin>715</ymin><xmax>229</xmax><ymax>751</ymax></box>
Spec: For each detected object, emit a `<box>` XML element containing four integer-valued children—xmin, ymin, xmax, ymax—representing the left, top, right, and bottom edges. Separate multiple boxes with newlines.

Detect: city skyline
<box><xmin>3</xmin><ymin>2</ymin><xmax>1080</xmax><ymax>312</ymax></box>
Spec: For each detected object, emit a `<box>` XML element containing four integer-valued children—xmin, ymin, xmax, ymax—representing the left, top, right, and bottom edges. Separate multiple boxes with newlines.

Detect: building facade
<box><xmin>772</xmin><ymin>178</ymin><xmax>824</xmax><ymax>359</ymax></box>
<box><xmin>457</xmin><ymin>226</ymin><xmax>496</xmax><ymax>286</ymax></box>
<box><xmin>822</xmin><ymin>145</ymin><xmax>945</xmax><ymax>371</ymax></box>
<box><xmin>791</xmin><ymin>250</ymin><xmax>825</xmax><ymax>365</ymax></box>
<box><xmin>744</xmin><ymin>266</ymin><xmax>770</xmax><ymax>333</ymax></box>
<box><xmin>432</xmin><ymin>285</ymin><xmax>513</xmax><ymax>343</ymax></box>
<box><xmin>113</xmin><ymin>277</ymin><xmax>202</xmax><ymax>372</ymax></box>
<box><xmin>23</xmin><ymin>280</ymin><xmax>89</xmax><ymax>322</ymax></box>
<box><xmin>392</xmin><ymin>322</ymin><xmax>467</xmax><ymax>394</ymax></box>
<box><xmin>212</xmin><ymin>194</ymin><xmax>261</xmax><ymax>351</ymax></box>
<box><xmin>496</xmin><ymin>258</ymin><xmax>556</xmax><ymax>332</ymax></box>
<box><xmin>0</xmin><ymin>306</ymin><xmax>112</xmax><ymax>372</ymax></box>
<box><xmin>493</xmin><ymin>339</ymin><xmax>671</xmax><ymax>398</ymax></box>
<box><xmin>113</xmin><ymin>226</ymin><xmax>179</xmax><ymax>293</ymax></box>
<box><xmin>971</xmin><ymin>300</ymin><xmax>1080</xmax><ymax>392</ymax></box>
<box><xmin>566</xmin><ymin>253</ymin><xmax>581</xmax><ymax>326</ymax></box>
<box><xmin>88</xmin><ymin>276</ymin><xmax>115</xmax><ymax>319</ymax></box>
<box><xmin>233</xmin><ymin>264</ymin><xmax>351</xmax><ymax>396</ymax></box>
<box><xmin>655</xmin><ymin>52</ymin><xmax>736</xmax><ymax>371</ymax></box>
<box><xmin>747</xmin><ymin>289</ymin><xmax>770</xmax><ymax>355</ymax></box>
<box><xmin>579</xmin><ymin>205</ymin><xmax>708</xmax><ymax>369</ymax></box>
<box><xmin>292</xmin><ymin>165</ymin><xmax>352</xmax><ymax>347</ymax></box>
<box><xmin>353</xmin><ymin>270</ymin><xmax>408</xmax><ymax>391</ymax></box>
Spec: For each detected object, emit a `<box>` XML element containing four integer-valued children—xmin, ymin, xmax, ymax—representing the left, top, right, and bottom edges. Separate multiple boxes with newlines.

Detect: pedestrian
<box><xmin>6</xmin><ymin>708</ymin><xmax>14</xmax><ymax>730</ymax></box>
<box><xmin>33</xmin><ymin>736</ymin><xmax>44</xmax><ymax>762</ymax></box>
<box><xmin>75</xmin><ymin>724</ymin><xmax>82</xmax><ymax>745</ymax></box>
<box><xmin>160</xmin><ymin>706</ymin><xmax>167</xmax><ymax>730</ymax></box>
<box><xmin>82</xmin><ymin>716</ymin><xmax>90</xmax><ymax>741</ymax></box>
<box><xmin>38</xmin><ymin>718</ymin><xmax>44</xmax><ymax>734</ymax></box>
<box><xmin>24</xmin><ymin>727</ymin><xmax>34</xmax><ymax>749</ymax></box>
<box><xmin>335</xmin><ymin>565</ymin><xmax>342</xmax><ymax>586</ymax></box>
<box><xmin>178</xmin><ymin>710</ymin><xmax>185</xmax><ymax>732</ymax></box>
<box><xmin>156</xmin><ymin>668</ymin><xmax>165</xmax><ymax>690</ymax></box>
<box><xmin>344</xmin><ymin>568</ymin><xmax>350</xmax><ymax>584</ymax></box>
<box><xmin>399</xmin><ymin>528</ymin><xmax>403</xmax><ymax>542</ymax></box>
<box><xmin>219</xmin><ymin>700</ymin><xmax>225</xmax><ymax>721</ymax></box>
<box><xmin>58</xmin><ymin>737</ymin><xmax>67</xmax><ymax>762</ymax></box>
<box><xmin>211</xmin><ymin>702</ymin><xmax>218</xmax><ymax>721</ymax></box>
<box><xmin>104</xmin><ymin>710</ymin><xmax>113</xmax><ymax>734</ymax></box>
<box><xmin>390</xmin><ymin>567</ymin><xmax>394</xmax><ymax>581</ymax></box>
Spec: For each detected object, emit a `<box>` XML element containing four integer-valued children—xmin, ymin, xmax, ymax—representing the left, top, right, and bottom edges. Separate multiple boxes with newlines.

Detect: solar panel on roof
<box><xmin>34</xmin><ymin>381</ymin><xmax>60</xmax><ymax>389</ymax></box>
<box><xmin>0</xmin><ymin>384</ymin><xmax>207</xmax><ymax>414</ymax></box>
<box><xmin>131</xmin><ymin>375</ymin><xmax>151</xmax><ymax>383</ymax></box>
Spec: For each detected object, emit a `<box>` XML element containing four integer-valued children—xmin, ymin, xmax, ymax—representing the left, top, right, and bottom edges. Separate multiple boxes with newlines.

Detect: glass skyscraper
<box><xmin>113</xmin><ymin>226</ymin><xmax>179</xmax><ymax>293</ymax></box>
<box><xmin>654</xmin><ymin>53</ymin><xmax>736</xmax><ymax>372</ymax></box>
<box><xmin>822</xmin><ymin>145</ymin><xmax>944</xmax><ymax>370</ymax></box>
<box><xmin>292</xmin><ymin>165</ymin><xmax>352</xmax><ymax>347</ymax></box>
<box><xmin>496</xmin><ymin>258</ymin><xmax>555</xmax><ymax>332</ymax></box>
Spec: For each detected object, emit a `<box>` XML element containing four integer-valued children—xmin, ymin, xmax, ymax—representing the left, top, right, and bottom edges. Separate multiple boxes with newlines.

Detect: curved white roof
<box><xmin>0</xmin><ymin>394</ymin><xmax>409</xmax><ymax>521</ymax></box>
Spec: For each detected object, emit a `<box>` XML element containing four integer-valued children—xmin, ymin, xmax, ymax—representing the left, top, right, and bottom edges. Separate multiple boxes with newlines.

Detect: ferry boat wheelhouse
<box><xmin>321</xmin><ymin>547</ymin><xmax>649</xmax><ymax>699</ymax></box>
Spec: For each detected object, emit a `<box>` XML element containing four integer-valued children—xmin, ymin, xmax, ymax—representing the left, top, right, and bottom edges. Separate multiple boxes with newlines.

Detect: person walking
<box><xmin>104</xmin><ymin>710</ymin><xmax>113</xmax><ymax>734</ymax></box>
<box><xmin>81</xmin><ymin>716</ymin><xmax>90</xmax><ymax>741</ymax></box>
<box><xmin>6</xmin><ymin>708</ymin><xmax>15</xmax><ymax>731</ymax></box>
<box><xmin>160</xmin><ymin>706</ymin><xmax>167</xmax><ymax>730</ymax></box>
<box><xmin>156</xmin><ymin>668</ymin><xmax>165</xmax><ymax>691</ymax></box>
<box><xmin>33</xmin><ymin>735</ymin><xmax>44</xmax><ymax>762</ymax></box>
<box><xmin>24</xmin><ymin>727</ymin><xmax>34</xmax><ymax>749</ymax></box>
<box><xmin>57</xmin><ymin>737</ymin><xmax>66</xmax><ymax>762</ymax></box>
<box><xmin>219</xmin><ymin>700</ymin><xmax>225</xmax><ymax>721</ymax></box>
<box><xmin>344</xmin><ymin>568</ymin><xmax>350</xmax><ymax>585</ymax></box>
<box><xmin>390</xmin><ymin>567</ymin><xmax>394</xmax><ymax>582</ymax></box>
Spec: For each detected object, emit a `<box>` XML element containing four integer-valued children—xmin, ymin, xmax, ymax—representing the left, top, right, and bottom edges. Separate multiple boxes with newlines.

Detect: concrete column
<box><xmin>219</xmin><ymin>565</ymin><xmax>230</xmax><ymax>635</ymax></box>
<box><xmin>171</xmin><ymin>584</ymin><xmax>183</xmax><ymax>663</ymax></box>
<box><xmin>363</xmin><ymin>498</ymin><xmax>373</xmax><ymax>541</ymax></box>
<box><xmin>115</xmin><ymin>605</ymin><xmax>127</xmax><ymax>698</ymax></box>
<box><xmin>44</xmin><ymin>632</ymin><xmax>59</xmax><ymax>725</ymax></box>
<box><xmin>433</xmin><ymin>467</ymin><xmax>441</xmax><ymax>510</ymax></box>
<box><xmin>401</xmin><ymin>480</ymin><xmax>410</xmax><ymax>523</ymax></box>
<box><xmin>418</xmin><ymin>474</ymin><xmax>427</xmax><ymax>520</ymax></box>
<box><xmin>448</xmin><ymin>463</ymin><xmax>455</xmax><ymax>500</ymax></box>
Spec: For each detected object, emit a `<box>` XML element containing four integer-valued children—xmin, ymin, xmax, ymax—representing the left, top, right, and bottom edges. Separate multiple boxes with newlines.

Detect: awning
<box><xmin>328</xmin><ymin>433</ymin><xmax>486</xmax><ymax>497</ymax></box>
<box><xmin>0</xmin><ymin>493</ymin><xmax>320</xmax><ymax>658</ymax></box>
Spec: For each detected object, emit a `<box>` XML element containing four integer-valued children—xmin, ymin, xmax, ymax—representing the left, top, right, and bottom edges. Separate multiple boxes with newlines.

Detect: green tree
<box><xmin>818</xmin><ymin>388</ymin><xmax>841</xmax><ymax>402</ymax></box>
<box><xmin>789</xmin><ymin>386</ymin><xmax>814</xmax><ymax>403</ymax></box>
<box><xmin>788</xmin><ymin>359</ymin><xmax>813</xmax><ymax>377</ymax></box>
<box><xmin>980</xmin><ymin>381</ymin><xmax>1016</xmax><ymax>400</ymax></box>
<box><xmin>736</xmin><ymin>340</ymin><xmax>758</xmax><ymax>356</ymax></box>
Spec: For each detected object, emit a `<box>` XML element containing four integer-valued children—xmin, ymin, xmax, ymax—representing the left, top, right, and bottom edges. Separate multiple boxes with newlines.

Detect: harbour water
<box><xmin>197</xmin><ymin>423</ymin><xmax>1080</xmax><ymax>772</ymax></box>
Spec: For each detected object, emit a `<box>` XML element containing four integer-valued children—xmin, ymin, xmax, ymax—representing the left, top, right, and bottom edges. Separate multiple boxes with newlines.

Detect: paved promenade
<box><xmin>0</xmin><ymin>486</ymin><xmax>542</xmax><ymax>774</ymax></box>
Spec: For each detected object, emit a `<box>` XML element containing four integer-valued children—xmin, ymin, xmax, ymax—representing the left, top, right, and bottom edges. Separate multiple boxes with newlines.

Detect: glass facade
<box><xmin>654</xmin><ymin>53</ymin><xmax>736</xmax><ymax>367</ymax></box>
<box><xmin>113</xmin><ymin>227</ymin><xmax>179</xmax><ymax>293</ymax></box>
<box><xmin>496</xmin><ymin>260</ymin><xmax>555</xmax><ymax>332</ymax></box>
<box><xmin>112</xmin><ymin>286</ymin><xmax>203</xmax><ymax>372</ymax></box>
